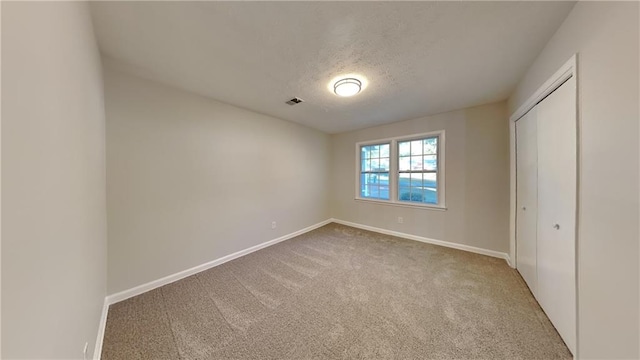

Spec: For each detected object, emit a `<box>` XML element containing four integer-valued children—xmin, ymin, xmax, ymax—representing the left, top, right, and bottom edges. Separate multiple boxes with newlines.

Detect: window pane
<box><xmin>379</xmin><ymin>173</ymin><xmax>389</xmax><ymax>185</ymax></box>
<box><xmin>398</xmin><ymin>173</ymin><xmax>411</xmax><ymax>188</ymax></box>
<box><xmin>371</xmin><ymin>158</ymin><xmax>380</xmax><ymax>170</ymax></box>
<box><xmin>379</xmin><ymin>185</ymin><xmax>389</xmax><ymax>200</ymax></box>
<box><xmin>399</xmin><ymin>141</ymin><xmax>410</xmax><ymax>156</ymax></box>
<box><xmin>424</xmin><ymin>155</ymin><xmax>437</xmax><ymax>171</ymax></box>
<box><xmin>423</xmin><ymin>189</ymin><xmax>437</xmax><ymax>204</ymax></box>
<box><xmin>423</xmin><ymin>137</ymin><xmax>438</xmax><ymax>155</ymax></box>
<box><xmin>370</xmin><ymin>145</ymin><xmax>379</xmax><ymax>159</ymax></box>
<box><xmin>361</xmin><ymin>144</ymin><xmax>381</xmax><ymax>159</ymax></box>
<box><xmin>410</xmin><ymin>173</ymin><xmax>423</xmax><ymax>187</ymax></box>
<box><xmin>423</xmin><ymin>173</ymin><xmax>437</xmax><ymax>189</ymax></box>
<box><xmin>410</xmin><ymin>156</ymin><xmax>423</xmax><ymax>170</ymax></box>
<box><xmin>380</xmin><ymin>144</ymin><xmax>390</xmax><ymax>157</ymax></box>
<box><xmin>366</xmin><ymin>173</ymin><xmax>379</xmax><ymax>185</ymax></box>
<box><xmin>411</xmin><ymin>140</ymin><xmax>423</xmax><ymax>155</ymax></box>
<box><xmin>399</xmin><ymin>187</ymin><xmax>424</xmax><ymax>202</ymax></box>
<box><xmin>362</xmin><ymin>182</ymin><xmax>390</xmax><ymax>200</ymax></box>
<box><xmin>364</xmin><ymin>146</ymin><xmax>372</xmax><ymax>159</ymax></box>
<box><xmin>423</xmin><ymin>173</ymin><xmax>437</xmax><ymax>204</ymax></box>
<box><xmin>398</xmin><ymin>187</ymin><xmax>411</xmax><ymax>201</ymax></box>
<box><xmin>412</xmin><ymin>189</ymin><xmax>423</xmax><ymax>203</ymax></box>
<box><xmin>370</xmin><ymin>185</ymin><xmax>380</xmax><ymax>198</ymax></box>
<box><xmin>362</xmin><ymin>184</ymin><xmax>372</xmax><ymax>197</ymax></box>
<box><xmin>380</xmin><ymin>158</ymin><xmax>389</xmax><ymax>171</ymax></box>
<box><xmin>399</xmin><ymin>156</ymin><xmax>410</xmax><ymax>171</ymax></box>
<box><xmin>361</xmin><ymin>173</ymin><xmax>390</xmax><ymax>200</ymax></box>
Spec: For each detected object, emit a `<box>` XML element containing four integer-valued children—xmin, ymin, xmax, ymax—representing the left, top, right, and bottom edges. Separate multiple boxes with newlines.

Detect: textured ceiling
<box><xmin>90</xmin><ymin>1</ymin><xmax>575</xmax><ymax>134</ymax></box>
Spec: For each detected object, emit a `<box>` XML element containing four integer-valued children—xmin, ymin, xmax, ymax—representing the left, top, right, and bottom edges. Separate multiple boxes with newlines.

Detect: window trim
<box><xmin>354</xmin><ymin>130</ymin><xmax>446</xmax><ymax>210</ymax></box>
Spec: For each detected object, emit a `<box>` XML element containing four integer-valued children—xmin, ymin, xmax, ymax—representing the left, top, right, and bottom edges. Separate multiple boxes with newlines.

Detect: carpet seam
<box><xmin>265</xmin><ymin>251</ymin><xmax>319</xmax><ymax>279</ymax></box>
<box><xmin>194</xmin><ymin>274</ymin><xmax>238</xmax><ymax>336</ymax></box>
<box><xmin>227</xmin><ymin>266</ymin><xmax>285</xmax><ymax>310</ymax></box>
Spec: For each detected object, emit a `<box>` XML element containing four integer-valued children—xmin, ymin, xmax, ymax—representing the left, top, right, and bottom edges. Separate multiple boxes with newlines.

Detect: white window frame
<box><xmin>355</xmin><ymin>130</ymin><xmax>446</xmax><ymax>210</ymax></box>
<box><xmin>357</xmin><ymin>141</ymin><xmax>392</xmax><ymax>201</ymax></box>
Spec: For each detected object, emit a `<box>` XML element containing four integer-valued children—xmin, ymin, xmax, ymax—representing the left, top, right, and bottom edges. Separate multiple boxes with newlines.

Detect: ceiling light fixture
<box><xmin>333</xmin><ymin>78</ymin><xmax>362</xmax><ymax>97</ymax></box>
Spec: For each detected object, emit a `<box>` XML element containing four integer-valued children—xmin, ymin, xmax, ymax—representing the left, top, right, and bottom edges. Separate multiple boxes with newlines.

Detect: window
<box><xmin>356</xmin><ymin>131</ymin><xmax>445</xmax><ymax>209</ymax></box>
<box><xmin>359</xmin><ymin>143</ymin><xmax>390</xmax><ymax>200</ymax></box>
<box><xmin>398</xmin><ymin>136</ymin><xmax>438</xmax><ymax>204</ymax></box>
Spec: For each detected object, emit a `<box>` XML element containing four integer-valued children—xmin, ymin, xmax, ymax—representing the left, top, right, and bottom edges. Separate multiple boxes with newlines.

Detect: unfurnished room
<box><xmin>1</xmin><ymin>1</ymin><xmax>639</xmax><ymax>359</ymax></box>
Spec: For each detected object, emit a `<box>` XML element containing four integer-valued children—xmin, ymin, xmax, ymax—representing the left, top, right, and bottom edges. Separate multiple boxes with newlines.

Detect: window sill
<box><xmin>354</xmin><ymin>198</ymin><xmax>448</xmax><ymax>211</ymax></box>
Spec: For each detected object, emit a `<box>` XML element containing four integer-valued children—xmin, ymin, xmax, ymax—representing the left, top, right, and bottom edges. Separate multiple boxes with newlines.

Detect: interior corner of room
<box><xmin>1</xmin><ymin>1</ymin><xmax>639</xmax><ymax>359</ymax></box>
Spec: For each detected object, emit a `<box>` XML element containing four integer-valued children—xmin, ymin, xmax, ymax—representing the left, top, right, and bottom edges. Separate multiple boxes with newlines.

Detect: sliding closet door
<box><xmin>515</xmin><ymin>108</ymin><xmax>538</xmax><ymax>295</ymax></box>
<box><xmin>536</xmin><ymin>76</ymin><xmax>577</xmax><ymax>354</ymax></box>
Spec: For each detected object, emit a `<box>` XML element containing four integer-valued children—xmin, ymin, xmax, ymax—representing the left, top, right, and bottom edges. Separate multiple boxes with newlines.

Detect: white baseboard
<box><xmin>95</xmin><ymin>217</ymin><xmax>508</xmax><ymax>359</ymax></box>
<box><xmin>93</xmin><ymin>297</ymin><xmax>109</xmax><ymax>360</ymax></box>
<box><xmin>95</xmin><ymin>218</ymin><xmax>333</xmax><ymax>359</ymax></box>
<box><xmin>105</xmin><ymin>218</ymin><xmax>332</xmax><ymax>306</ymax></box>
<box><xmin>330</xmin><ymin>218</ymin><xmax>511</xmax><ymax>264</ymax></box>
<box><xmin>104</xmin><ymin>217</ymin><xmax>509</xmax><ymax>307</ymax></box>
<box><xmin>504</xmin><ymin>254</ymin><xmax>514</xmax><ymax>268</ymax></box>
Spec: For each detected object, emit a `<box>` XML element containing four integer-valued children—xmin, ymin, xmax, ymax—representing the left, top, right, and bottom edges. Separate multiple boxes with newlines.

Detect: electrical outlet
<box><xmin>271</xmin><ymin>221</ymin><xmax>277</xmax><ymax>229</ymax></box>
<box><xmin>397</xmin><ymin>217</ymin><xmax>404</xmax><ymax>224</ymax></box>
<box><xmin>83</xmin><ymin>342</ymin><xmax>88</xmax><ymax>360</ymax></box>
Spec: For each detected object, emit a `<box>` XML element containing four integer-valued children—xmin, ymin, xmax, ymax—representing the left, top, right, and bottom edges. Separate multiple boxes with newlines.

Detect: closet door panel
<box><xmin>536</xmin><ymin>77</ymin><xmax>577</xmax><ymax>354</ymax></box>
<box><xmin>515</xmin><ymin>108</ymin><xmax>538</xmax><ymax>296</ymax></box>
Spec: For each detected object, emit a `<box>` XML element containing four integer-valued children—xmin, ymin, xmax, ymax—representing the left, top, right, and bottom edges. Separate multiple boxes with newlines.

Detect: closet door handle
<box><xmin>553</xmin><ymin>224</ymin><xmax>560</xmax><ymax>230</ymax></box>
<box><xmin>522</xmin><ymin>206</ymin><xmax>526</xmax><ymax>211</ymax></box>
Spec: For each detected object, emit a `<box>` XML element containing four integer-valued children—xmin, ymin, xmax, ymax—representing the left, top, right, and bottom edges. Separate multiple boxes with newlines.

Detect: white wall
<box><xmin>1</xmin><ymin>2</ymin><xmax>107</xmax><ymax>359</ymax></box>
<box><xmin>509</xmin><ymin>2</ymin><xmax>639</xmax><ymax>358</ymax></box>
<box><xmin>331</xmin><ymin>102</ymin><xmax>510</xmax><ymax>254</ymax></box>
<box><xmin>104</xmin><ymin>62</ymin><xmax>331</xmax><ymax>294</ymax></box>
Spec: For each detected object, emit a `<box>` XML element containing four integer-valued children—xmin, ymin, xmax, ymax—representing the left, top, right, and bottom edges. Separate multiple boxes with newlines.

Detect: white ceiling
<box><xmin>90</xmin><ymin>1</ymin><xmax>575</xmax><ymax>134</ymax></box>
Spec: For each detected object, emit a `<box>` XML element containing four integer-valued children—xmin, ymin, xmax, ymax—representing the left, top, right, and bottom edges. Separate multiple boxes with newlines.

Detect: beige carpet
<box><xmin>102</xmin><ymin>223</ymin><xmax>571</xmax><ymax>359</ymax></box>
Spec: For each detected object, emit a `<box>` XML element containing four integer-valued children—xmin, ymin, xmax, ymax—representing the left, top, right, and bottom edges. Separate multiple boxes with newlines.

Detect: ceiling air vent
<box><xmin>285</xmin><ymin>97</ymin><xmax>304</xmax><ymax>105</ymax></box>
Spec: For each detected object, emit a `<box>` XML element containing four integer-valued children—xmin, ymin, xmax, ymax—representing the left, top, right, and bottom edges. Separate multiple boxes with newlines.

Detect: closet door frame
<box><xmin>508</xmin><ymin>54</ymin><xmax>578</xmax><ymax>358</ymax></box>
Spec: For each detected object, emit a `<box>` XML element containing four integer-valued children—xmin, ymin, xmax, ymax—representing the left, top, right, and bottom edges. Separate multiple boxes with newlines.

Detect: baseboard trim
<box><xmin>105</xmin><ymin>218</ymin><xmax>332</xmax><ymax>306</ymax></box>
<box><xmin>95</xmin><ymin>217</ymin><xmax>508</xmax><ymax>359</ymax></box>
<box><xmin>93</xmin><ymin>297</ymin><xmax>109</xmax><ymax>359</ymax></box>
<box><xmin>504</xmin><ymin>254</ymin><xmax>514</xmax><ymax>268</ymax></box>
<box><xmin>330</xmin><ymin>218</ymin><xmax>510</xmax><ymax>264</ymax></box>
